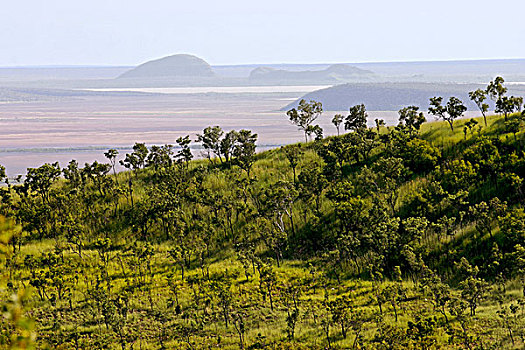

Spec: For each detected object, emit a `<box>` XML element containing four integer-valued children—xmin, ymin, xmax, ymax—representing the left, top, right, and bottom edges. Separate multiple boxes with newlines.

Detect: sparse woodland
<box><xmin>1</xmin><ymin>77</ymin><xmax>525</xmax><ymax>349</ymax></box>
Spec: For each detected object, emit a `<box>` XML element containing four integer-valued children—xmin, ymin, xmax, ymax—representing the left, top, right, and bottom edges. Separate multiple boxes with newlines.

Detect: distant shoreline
<box><xmin>80</xmin><ymin>86</ymin><xmax>332</xmax><ymax>94</ymax></box>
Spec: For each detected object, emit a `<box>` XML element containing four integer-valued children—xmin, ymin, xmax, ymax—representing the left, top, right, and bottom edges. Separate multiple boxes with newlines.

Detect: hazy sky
<box><xmin>2</xmin><ymin>0</ymin><xmax>525</xmax><ymax>66</ymax></box>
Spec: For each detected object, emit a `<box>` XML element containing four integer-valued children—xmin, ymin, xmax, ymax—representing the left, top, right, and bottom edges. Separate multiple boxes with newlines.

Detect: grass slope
<box><xmin>1</xmin><ymin>113</ymin><xmax>525</xmax><ymax>349</ymax></box>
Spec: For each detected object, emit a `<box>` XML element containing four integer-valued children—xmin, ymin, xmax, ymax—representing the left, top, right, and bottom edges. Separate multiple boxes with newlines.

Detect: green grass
<box><xmin>2</xmin><ymin>114</ymin><xmax>525</xmax><ymax>349</ymax></box>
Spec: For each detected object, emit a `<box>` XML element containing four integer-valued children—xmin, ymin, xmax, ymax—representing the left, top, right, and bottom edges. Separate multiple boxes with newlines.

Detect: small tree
<box><xmin>514</xmin><ymin>96</ymin><xmax>524</xmax><ymax>113</ymax></box>
<box><xmin>496</xmin><ymin>96</ymin><xmax>523</xmax><ymax>121</ymax></box>
<box><xmin>212</xmin><ymin>279</ymin><xmax>233</xmax><ymax>328</ymax></box>
<box><xmin>232</xmin><ymin>311</ymin><xmax>246</xmax><ymax>349</ymax></box>
<box><xmin>132</xmin><ymin>142</ymin><xmax>149</xmax><ymax>169</ymax></box>
<box><xmin>345</xmin><ymin>104</ymin><xmax>368</xmax><ymax>132</ymax></box>
<box><xmin>460</xmin><ymin>276</ymin><xmax>489</xmax><ymax>316</ymax></box>
<box><xmin>104</xmin><ymin>148</ymin><xmax>119</xmax><ymax>182</ymax></box>
<box><xmin>308</xmin><ymin>124</ymin><xmax>324</xmax><ymax>141</ymax></box>
<box><xmin>232</xmin><ymin>129</ymin><xmax>258</xmax><ymax>177</ymax></box>
<box><xmin>197</xmin><ymin>126</ymin><xmax>224</xmax><ymax>162</ymax></box>
<box><xmin>282</xmin><ymin>283</ymin><xmax>301</xmax><ymax>340</ymax></box>
<box><xmin>146</xmin><ymin>144</ymin><xmax>173</xmax><ymax>170</ymax></box>
<box><xmin>381</xmin><ymin>283</ymin><xmax>405</xmax><ymax>322</ymax></box>
<box><xmin>468</xmin><ymin>89</ymin><xmax>489</xmax><ymax>126</ymax></box>
<box><xmin>428</xmin><ymin>96</ymin><xmax>467</xmax><ymax>131</ymax></box>
<box><xmin>175</xmin><ymin>135</ymin><xmax>193</xmax><ymax>167</ymax></box>
<box><xmin>463</xmin><ymin>119</ymin><xmax>478</xmax><ymax>139</ymax></box>
<box><xmin>62</xmin><ymin>160</ymin><xmax>82</xmax><ymax>188</ymax></box>
<box><xmin>505</xmin><ymin>116</ymin><xmax>523</xmax><ymax>141</ymax></box>
<box><xmin>496</xmin><ymin>303</ymin><xmax>520</xmax><ymax>346</ymax></box>
<box><xmin>259</xmin><ymin>264</ymin><xmax>277</xmax><ymax>311</ymax></box>
<box><xmin>286</xmin><ymin>99</ymin><xmax>323</xmax><ymax>142</ymax></box>
<box><xmin>375</xmin><ymin>118</ymin><xmax>385</xmax><ymax>135</ymax></box>
<box><xmin>447</xmin><ymin>298</ymin><xmax>475</xmax><ymax>349</ymax></box>
<box><xmin>398</xmin><ymin>106</ymin><xmax>426</xmax><ymax>133</ymax></box>
<box><xmin>329</xmin><ymin>296</ymin><xmax>352</xmax><ymax>339</ymax></box>
<box><xmin>456</xmin><ymin>258</ymin><xmax>489</xmax><ymax>316</ymax></box>
<box><xmin>120</xmin><ymin>142</ymin><xmax>149</xmax><ymax>171</ymax></box>
<box><xmin>220</xmin><ymin>130</ymin><xmax>239</xmax><ymax>163</ymax></box>
<box><xmin>487</xmin><ymin>76</ymin><xmax>514</xmax><ymax>121</ymax></box>
<box><xmin>468</xmin><ymin>198</ymin><xmax>507</xmax><ymax>238</ymax></box>
<box><xmin>486</xmin><ymin>76</ymin><xmax>507</xmax><ymax>102</ymax></box>
<box><xmin>332</xmin><ymin>114</ymin><xmax>343</xmax><ymax>136</ymax></box>
<box><xmin>420</xmin><ymin>268</ymin><xmax>451</xmax><ymax>323</ymax></box>
<box><xmin>25</xmin><ymin>162</ymin><xmax>61</xmax><ymax>204</ymax></box>
<box><xmin>284</xmin><ymin>145</ymin><xmax>303</xmax><ymax>183</ymax></box>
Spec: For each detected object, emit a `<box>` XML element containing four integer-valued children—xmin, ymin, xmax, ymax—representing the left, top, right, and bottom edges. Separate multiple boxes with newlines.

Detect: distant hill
<box><xmin>118</xmin><ymin>54</ymin><xmax>215</xmax><ymax>79</ymax></box>
<box><xmin>284</xmin><ymin>82</ymin><xmax>525</xmax><ymax>111</ymax></box>
<box><xmin>249</xmin><ymin>64</ymin><xmax>375</xmax><ymax>83</ymax></box>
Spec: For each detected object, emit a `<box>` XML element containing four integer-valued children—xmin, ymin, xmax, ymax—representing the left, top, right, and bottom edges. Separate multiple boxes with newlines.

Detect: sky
<box><xmin>1</xmin><ymin>0</ymin><xmax>525</xmax><ymax>67</ymax></box>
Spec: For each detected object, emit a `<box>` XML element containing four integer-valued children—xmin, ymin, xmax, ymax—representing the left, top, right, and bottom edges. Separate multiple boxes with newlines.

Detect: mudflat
<box><xmin>0</xmin><ymin>88</ymin><xmax>400</xmax><ymax>176</ymax></box>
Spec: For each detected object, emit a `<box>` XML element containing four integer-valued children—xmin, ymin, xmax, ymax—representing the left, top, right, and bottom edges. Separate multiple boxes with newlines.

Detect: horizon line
<box><xmin>1</xmin><ymin>57</ymin><xmax>525</xmax><ymax>69</ymax></box>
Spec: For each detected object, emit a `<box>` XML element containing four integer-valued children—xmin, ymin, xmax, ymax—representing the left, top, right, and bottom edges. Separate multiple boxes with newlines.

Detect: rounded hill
<box><xmin>118</xmin><ymin>54</ymin><xmax>215</xmax><ymax>79</ymax></box>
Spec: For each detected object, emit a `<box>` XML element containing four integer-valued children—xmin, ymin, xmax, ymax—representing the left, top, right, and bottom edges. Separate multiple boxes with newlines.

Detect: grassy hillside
<box><xmin>1</xmin><ymin>111</ymin><xmax>525</xmax><ymax>349</ymax></box>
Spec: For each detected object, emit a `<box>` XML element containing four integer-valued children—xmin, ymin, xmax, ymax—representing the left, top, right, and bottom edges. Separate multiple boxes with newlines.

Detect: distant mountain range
<box><xmin>116</xmin><ymin>54</ymin><xmax>376</xmax><ymax>84</ymax></box>
<box><xmin>107</xmin><ymin>54</ymin><xmax>376</xmax><ymax>87</ymax></box>
<box><xmin>283</xmin><ymin>83</ymin><xmax>525</xmax><ymax>111</ymax></box>
<box><xmin>1</xmin><ymin>55</ymin><xmax>525</xmax><ymax>89</ymax></box>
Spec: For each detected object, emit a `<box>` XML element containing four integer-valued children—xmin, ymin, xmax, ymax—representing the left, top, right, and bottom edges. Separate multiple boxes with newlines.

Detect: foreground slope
<box><xmin>1</xmin><ymin>112</ymin><xmax>525</xmax><ymax>349</ymax></box>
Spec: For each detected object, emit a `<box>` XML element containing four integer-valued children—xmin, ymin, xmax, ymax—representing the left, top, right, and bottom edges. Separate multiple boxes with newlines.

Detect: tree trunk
<box><xmin>268</xmin><ymin>285</ymin><xmax>274</xmax><ymax>311</ymax></box>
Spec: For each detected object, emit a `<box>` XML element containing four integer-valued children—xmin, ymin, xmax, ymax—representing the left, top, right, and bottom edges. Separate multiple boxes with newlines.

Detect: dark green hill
<box><xmin>284</xmin><ymin>82</ymin><xmax>525</xmax><ymax>111</ymax></box>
